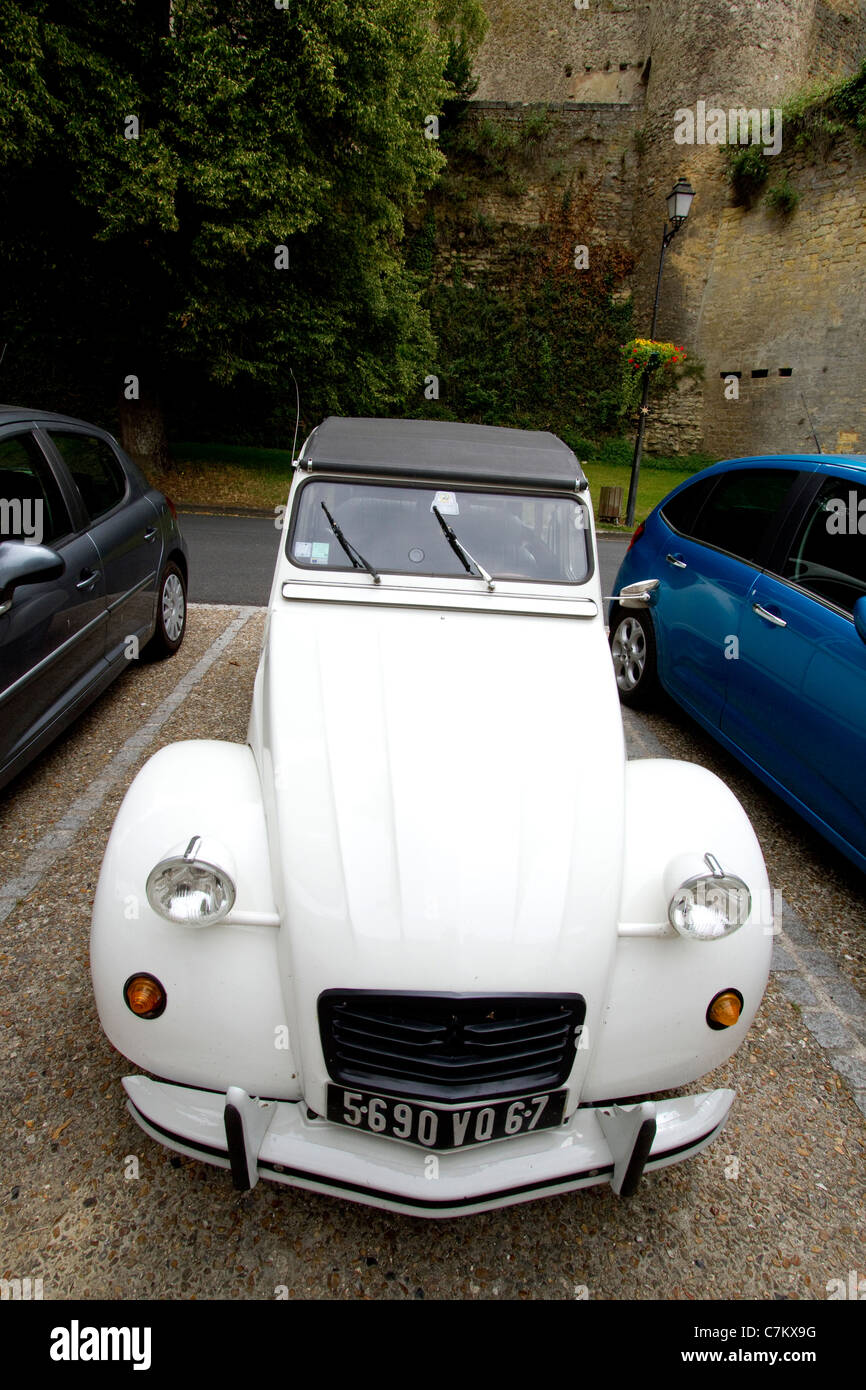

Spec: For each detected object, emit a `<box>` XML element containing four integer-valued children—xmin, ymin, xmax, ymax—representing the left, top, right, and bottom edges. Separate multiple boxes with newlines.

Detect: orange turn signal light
<box><xmin>124</xmin><ymin>973</ymin><xmax>166</xmax><ymax>1019</ymax></box>
<box><xmin>707</xmin><ymin>989</ymin><xmax>742</xmax><ymax>1030</ymax></box>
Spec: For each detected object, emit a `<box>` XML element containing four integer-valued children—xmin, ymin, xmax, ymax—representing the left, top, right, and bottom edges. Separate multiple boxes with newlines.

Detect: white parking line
<box><xmin>0</xmin><ymin>606</ymin><xmax>260</xmax><ymax>925</ymax></box>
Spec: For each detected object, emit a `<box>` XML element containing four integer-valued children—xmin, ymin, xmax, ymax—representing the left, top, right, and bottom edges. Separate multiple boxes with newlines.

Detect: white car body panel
<box><xmin>91</xmin><ymin>420</ymin><xmax>773</xmax><ymax>1216</ymax></box>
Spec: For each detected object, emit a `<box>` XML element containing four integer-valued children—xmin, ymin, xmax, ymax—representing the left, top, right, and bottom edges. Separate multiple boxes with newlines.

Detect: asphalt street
<box><xmin>179</xmin><ymin>510</ymin><xmax>633</xmax><ymax>607</ymax></box>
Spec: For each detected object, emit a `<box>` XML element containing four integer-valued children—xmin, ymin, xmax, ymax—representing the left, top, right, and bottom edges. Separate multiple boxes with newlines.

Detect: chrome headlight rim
<box><xmin>145</xmin><ymin>838</ymin><xmax>236</xmax><ymax>927</ymax></box>
<box><xmin>667</xmin><ymin>854</ymin><xmax>752</xmax><ymax>942</ymax></box>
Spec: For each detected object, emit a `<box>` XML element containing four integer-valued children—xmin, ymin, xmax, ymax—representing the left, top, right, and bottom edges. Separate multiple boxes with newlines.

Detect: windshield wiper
<box><xmin>320</xmin><ymin>502</ymin><xmax>380</xmax><ymax>584</ymax></box>
<box><xmin>432</xmin><ymin>506</ymin><xmax>495</xmax><ymax>591</ymax></box>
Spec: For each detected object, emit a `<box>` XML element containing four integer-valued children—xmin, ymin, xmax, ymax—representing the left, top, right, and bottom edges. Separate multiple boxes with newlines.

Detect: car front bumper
<box><xmin>123</xmin><ymin>1075</ymin><xmax>734</xmax><ymax>1218</ymax></box>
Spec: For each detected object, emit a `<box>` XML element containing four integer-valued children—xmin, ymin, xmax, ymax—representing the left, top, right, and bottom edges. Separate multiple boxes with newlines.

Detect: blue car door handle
<box><xmin>666</xmin><ymin>553</ymin><xmax>687</xmax><ymax>569</ymax></box>
<box><xmin>752</xmin><ymin>602</ymin><xmax>787</xmax><ymax>628</ymax></box>
<box><xmin>76</xmin><ymin>568</ymin><xmax>99</xmax><ymax>591</ymax></box>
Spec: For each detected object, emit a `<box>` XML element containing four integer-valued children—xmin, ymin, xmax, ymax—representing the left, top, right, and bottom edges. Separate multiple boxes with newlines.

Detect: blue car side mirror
<box><xmin>853</xmin><ymin>595</ymin><xmax>866</xmax><ymax>646</ymax></box>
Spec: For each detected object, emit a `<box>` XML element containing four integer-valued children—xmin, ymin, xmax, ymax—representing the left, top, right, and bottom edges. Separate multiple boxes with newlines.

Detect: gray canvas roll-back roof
<box><xmin>299</xmin><ymin>416</ymin><xmax>587</xmax><ymax>491</ymax></box>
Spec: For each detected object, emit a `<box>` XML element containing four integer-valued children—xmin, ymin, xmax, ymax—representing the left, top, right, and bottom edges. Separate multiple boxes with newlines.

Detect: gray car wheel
<box><xmin>609</xmin><ymin>606</ymin><xmax>658</xmax><ymax>708</ymax></box>
<box><xmin>145</xmin><ymin>561</ymin><xmax>187</xmax><ymax>658</ymax></box>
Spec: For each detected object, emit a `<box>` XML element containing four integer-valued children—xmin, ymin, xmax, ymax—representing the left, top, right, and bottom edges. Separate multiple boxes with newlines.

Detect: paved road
<box><xmin>181</xmin><ymin>513</ymin><xmax>282</xmax><ymax>606</ymax></box>
<box><xmin>1</xmin><ymin>603</ymin><xmax>863</xmax><ymax>1302</ymax></box>
<box><xmin>180</xmin><ymin>511</ymin><xmax>632</xmax><ymax>607</ymax></box>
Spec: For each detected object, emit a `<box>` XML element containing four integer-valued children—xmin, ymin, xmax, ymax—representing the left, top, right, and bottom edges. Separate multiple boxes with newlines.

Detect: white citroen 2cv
<box><xmin>91</xmin><ymin>418</ymin><xmax>772</xmax><ymax>1217</ymax></box>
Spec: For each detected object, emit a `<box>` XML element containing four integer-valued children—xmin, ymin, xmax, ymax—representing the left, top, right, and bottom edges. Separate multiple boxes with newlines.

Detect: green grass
<box><xmin>170</xmin><ymin>441</ymin><xmax>296</xmax><ymax>470</ymax></box>
<box><xmin>584</xmin><ymin>461</ymin><xmax>703</xmax><ymax>528</ymax></box>
<box><xmin>565</xmin><ymin>434</ymin><xmax>717</xmax><ymax>527</ymax></box>
<box><xmin>151</xmin><ymin>441</ymin><xmax>296</xmax><ymax>510</ymax></box>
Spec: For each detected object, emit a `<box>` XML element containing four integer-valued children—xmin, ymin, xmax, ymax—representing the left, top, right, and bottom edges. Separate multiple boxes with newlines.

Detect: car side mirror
<box><xmin>853</xmin><ymin>595</ymin><xmax>866</xmax><ymax>646</ymax></box>
<box><xmin>610</xmin><ymin>578</ymin><xmax>660</xmax><ymax>609</ymax></box>
<box><xmin>0</xmin><ymin>541</ymin><xmax>65</xmax><ymax>616</ymax></box>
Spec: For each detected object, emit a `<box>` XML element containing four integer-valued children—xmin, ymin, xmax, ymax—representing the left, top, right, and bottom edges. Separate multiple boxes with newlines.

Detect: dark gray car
<box><xmin>0</xmin><ymin>406</ymin><xmax>189</xmax><ymax>790</ymax></box>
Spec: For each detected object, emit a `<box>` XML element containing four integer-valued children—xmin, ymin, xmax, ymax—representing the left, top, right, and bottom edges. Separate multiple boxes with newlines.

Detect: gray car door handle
<box><xmin>144</xmin><ymin>527</ymin><xmax>158</xmax><ymax>542</ymax></box>
<box><xmin>752</xmin><ymin>602</ymin><xmax>787</xmax><ymax>628</ymax></box>
<box><xmin>76</xmin><ymin>569</ymin><xmax>99</xmax><ymax>590</ymax></box>
<box><xmin>666</xmin><ymin>553</ymin><xmax>687</xmax><ymax>569</ymax></box>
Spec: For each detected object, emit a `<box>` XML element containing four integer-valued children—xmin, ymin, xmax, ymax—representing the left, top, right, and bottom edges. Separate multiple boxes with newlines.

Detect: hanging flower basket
<box><xmin>621</xmin><ymin>338</ymin><xmax>687</xmax><ymax>414</ymax></box>
<box><xmin>623</xmin><ymin>337</ymin><xmax>686</xmax><ymax>373</ymax></box>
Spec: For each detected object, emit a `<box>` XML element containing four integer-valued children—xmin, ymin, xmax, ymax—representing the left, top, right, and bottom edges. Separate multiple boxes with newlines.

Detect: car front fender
<box><xmin>581</xmin><ymin>757</ymin><xmax>773</xmax><ymax>1100</ymax></box>
<box><xmin>90</xmin><ymin>739</ymin><xmax>300</xmax><ymax>1098</ymax></box>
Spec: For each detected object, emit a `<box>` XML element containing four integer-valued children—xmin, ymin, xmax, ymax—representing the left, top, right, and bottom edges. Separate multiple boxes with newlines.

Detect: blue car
<box><xmin>609</xmin><ymin>454</ymin><xmax>866</xmax><ymax>874</ymax></box>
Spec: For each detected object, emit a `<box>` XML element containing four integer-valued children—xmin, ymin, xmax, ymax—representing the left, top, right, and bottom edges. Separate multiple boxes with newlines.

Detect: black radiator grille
<box><xmin>318</xmin><ymin>991</ymin><xmax>585</xmax><ymax>1102</ymax></box>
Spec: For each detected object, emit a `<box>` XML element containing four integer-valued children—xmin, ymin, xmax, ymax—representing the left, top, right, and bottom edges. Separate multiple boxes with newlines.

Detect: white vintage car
<box><xmin>91</xmin><ymin>417</ymin><xmax>773</xmax><ymax>1217</ymax></box>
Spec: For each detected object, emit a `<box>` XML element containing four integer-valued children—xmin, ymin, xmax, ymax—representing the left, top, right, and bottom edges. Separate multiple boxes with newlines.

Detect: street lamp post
<box><xmin>624</xmin><ymin>177</ymin><xmax>695</xmax><ymax>529</ymax></box>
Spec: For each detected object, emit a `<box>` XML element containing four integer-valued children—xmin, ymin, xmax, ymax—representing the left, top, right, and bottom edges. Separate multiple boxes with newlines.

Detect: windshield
<box><xmin>287</xmin><ymin>479</ymin><xmax>592</xmax><ymax>584</ymax></box>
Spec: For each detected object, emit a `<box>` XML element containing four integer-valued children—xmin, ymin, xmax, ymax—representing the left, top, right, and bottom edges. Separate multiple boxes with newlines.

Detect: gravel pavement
<box><xmin>1</xmin><ymin>605</ymin><xmax>863</xmax><ymax>1301</ymax></box>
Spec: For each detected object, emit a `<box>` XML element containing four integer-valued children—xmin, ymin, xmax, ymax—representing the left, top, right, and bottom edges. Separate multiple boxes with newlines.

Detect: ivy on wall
<box><xmin>724</xmin><ymin>59</ymin><xmax>866</xmax><ymax>213</ymax></box>
<box><xmin>407</xmin><ymin>110</ymin><xmax>637</xmax><ymax>437</ymax></box>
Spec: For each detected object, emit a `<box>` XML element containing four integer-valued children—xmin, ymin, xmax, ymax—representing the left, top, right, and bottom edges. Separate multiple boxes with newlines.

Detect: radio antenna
<box><xmin>289</xmin><ymin>367</ymin><xmax>301</xmax><ymax>464</ymax></box>
<box><xmin>800</xmin><ymin>390</ymin><xmax>822</xmax><ymax>453</ymax></box>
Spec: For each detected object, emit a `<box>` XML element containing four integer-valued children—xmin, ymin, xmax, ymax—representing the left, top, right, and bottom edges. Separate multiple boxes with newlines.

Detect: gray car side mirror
<box><xmin>0</xmin><ymin>541</ymin><xmax>65</xmax><ymax>615</ymax></box>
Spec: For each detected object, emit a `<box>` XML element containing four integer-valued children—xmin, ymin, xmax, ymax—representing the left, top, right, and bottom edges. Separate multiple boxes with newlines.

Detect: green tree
<box><xmin>0</xmin><ymin>0</ymin><xmax>486</xmax><ymax>467</ymax></box>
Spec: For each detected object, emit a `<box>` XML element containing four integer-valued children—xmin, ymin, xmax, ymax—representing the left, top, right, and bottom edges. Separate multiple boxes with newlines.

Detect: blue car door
<box><xmin>722</xmin><ymin>473</ymin><xmax>866</xmax><ymax>861</ymax></box>
<box><xmin>655</xmin><ymin>466</ymin><xmax>801</xmax><ymax>725</ymax></box>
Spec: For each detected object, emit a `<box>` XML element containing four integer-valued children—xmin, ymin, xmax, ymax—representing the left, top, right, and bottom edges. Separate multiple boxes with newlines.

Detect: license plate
<box><xmin>326</xmin><ymin>1085</ymin><xmax>567</xmax><ymax>1150</ymax></box>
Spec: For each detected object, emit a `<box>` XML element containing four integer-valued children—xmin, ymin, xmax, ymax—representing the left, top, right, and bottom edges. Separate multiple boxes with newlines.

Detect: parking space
<box><xmin>1</xmin><ymin>604</ymin><xmax>864</xmax><ymax>1300</ymax></box>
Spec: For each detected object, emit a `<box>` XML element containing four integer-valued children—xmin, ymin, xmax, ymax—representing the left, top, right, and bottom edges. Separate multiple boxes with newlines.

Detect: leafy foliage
<box><xmin>0</xmin><ymin>0</ymin><xmax>486</xmax><ymax>452</ymax></box>
<box><xmin>781</xmin><ymin>62</ymin><xmax>866</xmax><ymax>154</ymax></box>
<box><xmin>411</xmin><ymin>186</ymin><xmax>635</xmax><ymax>436</ymax></box>
<box><xmin>722</xmin><ymin>61</ymin><xmax>866</xmax><ymax>218</ymax></box>
<box><xmin>724</xmin><ymin>144</ymin><xmax>770</xmax><ymax>206</ymax></box>
<box><xmin>764</xmin><ymin>175</ymin><xmax>800</xmax><ymax>216</ymax></box>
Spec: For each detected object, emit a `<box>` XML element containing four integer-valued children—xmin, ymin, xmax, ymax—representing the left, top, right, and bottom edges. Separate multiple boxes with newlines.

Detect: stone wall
<box><xmin>696</xmin><ymin>133</ymin><xmax>866</xmax><ymax>458</ymax></box>
<box><xmin>474</xmin><ymin>0</ymin><xmax>650</xmax><ymax>106</ymax></box>
<box><xmin>459</xmin><ymin>0</ymin><xmax>866</xmax><ymax>456</ymax></box>
<box><xmin>433</xmin><ymin>100</ymin><xmax>640</xmax><ymax>272</ymax></box>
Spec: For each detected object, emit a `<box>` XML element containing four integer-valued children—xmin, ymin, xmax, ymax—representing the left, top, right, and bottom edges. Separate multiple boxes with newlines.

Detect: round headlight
<box><xmin>666</xmin><ymin>853</ymin><xmax>751</xmax><ymax>942</ymax></box>
<box><xmin>146</xmin><ymin>835</ymin><xmax>236</xmax><ymax>926</ymax></box>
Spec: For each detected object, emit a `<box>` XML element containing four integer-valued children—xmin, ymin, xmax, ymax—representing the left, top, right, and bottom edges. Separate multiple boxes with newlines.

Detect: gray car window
<box><xmin>47</xmin><ymin>431</ymin><xmax>127</xmax><ymax>521</ymax></box>
<box><xmin>289</xmin><ymin>479</ymin><xmax>591</xmax><ymax>583</ymax></box>
<box><xmin>0</xmin><ymin>432</ymin><xmax>72</xmax><ymax>545</ymax></box>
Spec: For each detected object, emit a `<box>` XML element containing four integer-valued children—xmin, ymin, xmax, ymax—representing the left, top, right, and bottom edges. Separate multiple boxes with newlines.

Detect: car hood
<box><xmin>256</xmin><ymin>595</ymin><xmax>626</xmax><ymax>1098</ymax></box>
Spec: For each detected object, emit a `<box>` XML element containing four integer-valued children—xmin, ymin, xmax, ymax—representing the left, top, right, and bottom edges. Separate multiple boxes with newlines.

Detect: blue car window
<box><xmin>0</xmin><ymin>432</ymin><xmax>72</xmax><ymax>545</ymax></box>
<box><xmin>47</xmin><ymin>431</ymin><xmax>127</xmax><ymax>521</ymax></box>
<box><xmin>783</xmin><ymin>476</ymin><xmax>866</xmax><ymax>614</ymax></box>
<box><xmin>688</xmin><ymin>468</ymin><xmax>798</xmax><ymax>565</ymax></box>
<box><xmin>659</xmin><ymin>473</ymin><xmax>719</xmax><ymax>537</ymax></box>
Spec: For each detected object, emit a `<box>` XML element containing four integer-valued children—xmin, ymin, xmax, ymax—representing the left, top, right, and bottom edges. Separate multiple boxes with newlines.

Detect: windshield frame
<box><xmin>284</xmin><ymin>472</ymin><xmax>595</xmax><ymax>588</ymax></box>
